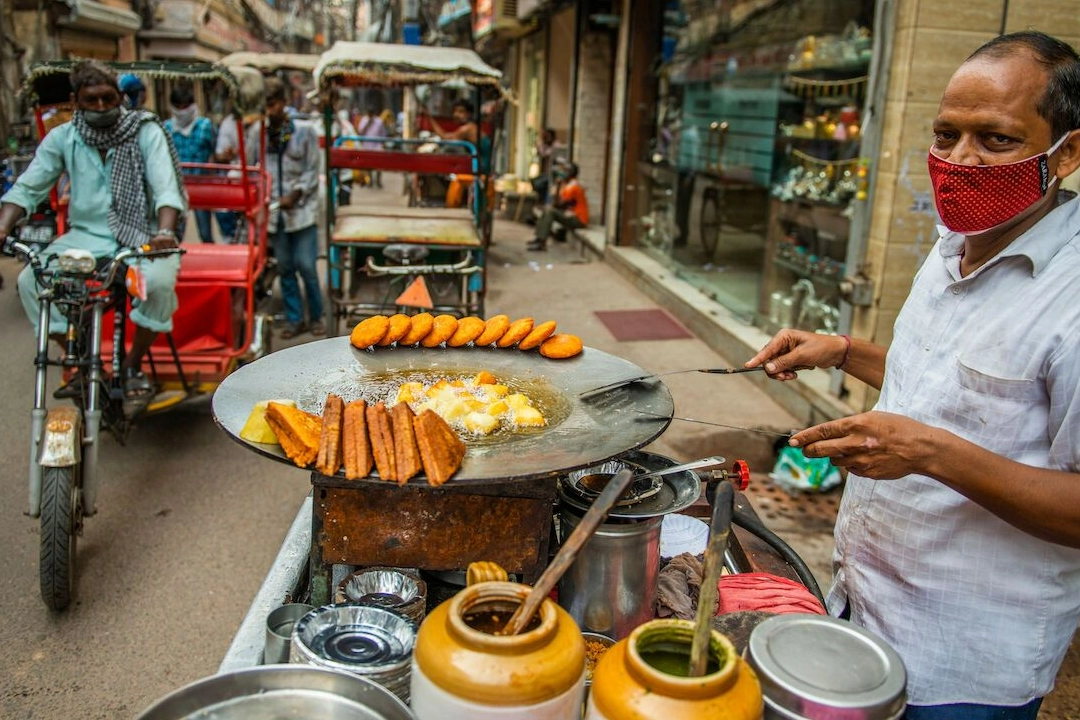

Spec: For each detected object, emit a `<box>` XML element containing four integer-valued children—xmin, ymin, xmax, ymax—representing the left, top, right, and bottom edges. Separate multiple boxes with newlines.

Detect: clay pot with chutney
<box><xmin>586</xmin><ymin>618</ymin><xmax>763</xmax><ymax>720</ymax></box>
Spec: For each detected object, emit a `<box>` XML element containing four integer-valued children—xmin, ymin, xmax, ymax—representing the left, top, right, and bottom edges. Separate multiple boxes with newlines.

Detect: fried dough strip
<box><xmin>265</xmin><ymin>402</ymin><xmax>321</xmax><ymax>468</ymax></box>
<box><xmin>414</xmin><ymin>409</ymin><xmax>466</xmax><ymax>487</ymax></box>
<box><xmin>343</xmin><ymin>399</ymin><xmax>373</xmax><ymax>479</ymax></box>
<box><xmin>315</xmin><ymin>394</ymin><xmax>345</xmax><ymax>476</ymax></box>
<box><xmin>366</xmin><ymin>401</ymin><xmax>397</xmax><ymax>482</ymax></box>
<box><xmin>391</xmin><ymin>402</ymin><xmax>423</xmax><ymax>484</ymax></box>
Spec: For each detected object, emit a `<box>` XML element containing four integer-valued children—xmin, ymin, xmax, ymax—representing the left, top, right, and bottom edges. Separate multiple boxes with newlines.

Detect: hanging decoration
<box><xmin>784</xmin><ymin>75</ymin><xmax>868</xmax><ymax>99</ymax></box>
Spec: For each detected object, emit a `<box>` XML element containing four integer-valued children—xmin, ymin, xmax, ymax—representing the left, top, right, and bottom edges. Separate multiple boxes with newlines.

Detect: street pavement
<box><xmin>0</xmin><ymin>175</ymin><xmax>1075</xmax><ymax>718</ymax></box>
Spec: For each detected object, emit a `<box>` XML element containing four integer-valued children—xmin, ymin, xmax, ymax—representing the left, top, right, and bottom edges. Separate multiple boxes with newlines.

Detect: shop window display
<box><xmin>641</xmin><ymin>1</ymin><xmax>874</xmax><ymax>330</ymax></box>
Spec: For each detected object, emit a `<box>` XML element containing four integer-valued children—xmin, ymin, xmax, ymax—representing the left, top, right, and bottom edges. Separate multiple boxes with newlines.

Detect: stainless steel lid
<box><xmin>556</xmin><ymin>450</ymin><xmax>703</xmax><ymax>518</ymax></box>
<box><xmin>746</xmin><ymin>614</ymin><xmax>907</xmax><ymax>720</ymax></box>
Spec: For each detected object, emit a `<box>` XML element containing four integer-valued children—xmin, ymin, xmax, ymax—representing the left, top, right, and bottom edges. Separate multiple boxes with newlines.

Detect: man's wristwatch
<box><xmin>154</xmin><ymin>228</ymin><xmax>177</xmax><ymax>238</ymax></box>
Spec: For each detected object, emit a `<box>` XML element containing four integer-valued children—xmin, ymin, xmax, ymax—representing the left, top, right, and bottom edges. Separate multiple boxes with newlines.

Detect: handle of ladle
<box><xmin>502</xmin><ymin>467</ymin><xmax>635</xmax><ymax>636</ymax></box>
<box><xmin>688</xmin><ymin>481</ymin><xmax>735</xmax><ymax>677</ymax></box>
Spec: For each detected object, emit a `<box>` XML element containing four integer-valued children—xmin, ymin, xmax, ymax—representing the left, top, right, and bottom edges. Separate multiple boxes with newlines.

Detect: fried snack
<box><xmin>446</xmin><ymin>316</ymin><xmax>487</xmax><ymax>347</ymax></box>
<box><xmin>366</xmin><ymin>401</ymin><xmax>397</xmax><ymax>481</ymax></box>
<box><xmin>343</xmin><ymin>399</ymin><xmax>373</xmax><ymax>480</ymax></box>
<box><xmin>316</xmin><ymin>394</ymin><xmax>345</xmax><ymax>476</ymax></box>
<box><xmin>539</xmin><ymin>333</ymin><xmax>583</xmax><ymax>359</ymax></box>
<box><xmin>413</xmin><ymin>409</ymin><xmax>467</xmax><ymax>487</ymax></box>
<box><xmin>240</xmin><ymin>399</ymin><xmax>296</xmax><ymax>444</ymax></box>
<box><xmin>350</xmin><ymin>315</ymin><xmax>391</xmax><ymax>350</ymax></box>
<box><xmin>391</xmin><ymin>402</ymin><xmax>423</xmax><ymax>484</ymax></box>
<box><xmin>496</xmin><ymin>317</ymin><xmax>535</xmax><ymax>348</ymax></box>
<box><xmin>517</xmin><ymin>320</ymin><xmax>557</xmax><ymax>351</ymax></box>
<box><xmin>421</xmin><ymin>314</ymin><xmax>460</xmax><ymax>348</ymax></box>
<box><xmin>398</xmin><ymin>312</ymin><xmax>435</xmax><ymax>346</ymax></box>
<box><xmin>474</xmin><ymin>314</ymin><xmax>511</xmax><ymax>347</ymax></box>
<box><xmin>377</xmin><ymin>313</ymin><xmax>413</xmax><ymax>347</ymax></box>
<box><xmin>265</xmin><ymin>402</ymin><xmax>322</xmax><ymax>468</ymax></box>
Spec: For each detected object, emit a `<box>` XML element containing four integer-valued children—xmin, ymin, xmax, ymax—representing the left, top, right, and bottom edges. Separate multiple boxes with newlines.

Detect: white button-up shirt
<box><xmin>828</xmin><ymin>193</ymin><xmax>1080</xmax><ymax>706</ymax></box>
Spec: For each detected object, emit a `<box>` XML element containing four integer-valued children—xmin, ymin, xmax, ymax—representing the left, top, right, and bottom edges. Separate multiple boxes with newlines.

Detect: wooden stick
<box><xmin>502</xmin><ymin>468</ymin><xmax>635</xmax><ymax>636</ymax></box>
<box><xmin>689</xmin><ymin>481</ymin><xmax>734</xmax><ymax>676</ymax></box>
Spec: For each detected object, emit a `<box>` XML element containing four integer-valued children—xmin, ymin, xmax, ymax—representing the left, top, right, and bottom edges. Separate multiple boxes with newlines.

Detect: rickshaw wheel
<box><xmin>700</xmin><ymin>186</ymin><xmax>721</xmax><ymax>260</ymax></box>
<box><xmin>40</xmin><ymin>465</ymin><xmax>80</xmax><ymax>611</ymax></box>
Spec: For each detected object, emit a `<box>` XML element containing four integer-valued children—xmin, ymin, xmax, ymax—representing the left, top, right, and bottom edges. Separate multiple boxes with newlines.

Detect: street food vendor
<box><xmin>747</xmin><ymin>31</ymin><xmax>1080</xmax><ymax>720</ymax></box>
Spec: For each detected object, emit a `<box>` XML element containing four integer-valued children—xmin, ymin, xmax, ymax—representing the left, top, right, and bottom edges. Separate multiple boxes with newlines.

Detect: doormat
<box><xmin>595</xmin><ymin>309</ymin><xmax>693</xmax><ymax>342</ymax></box>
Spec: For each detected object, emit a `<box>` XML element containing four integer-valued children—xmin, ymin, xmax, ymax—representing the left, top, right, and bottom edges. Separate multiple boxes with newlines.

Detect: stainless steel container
<box><xmin>558</xmin><ymin>507</ymin><xmax>662</xmax><ymax>640</ymax></box>
<box><xmin>556</xmin><ymin>451</ymin><xmax>704</xmax><ymax>641</ymax></box>
<box><xmin>745</xmin><ymin>614</ymin><xmax>907</xmax><ymax>720</ymax></box>
<box><xmin>134</xmin><ymin>665</ymin><xmax>416</xmax><ymax>720</ymax></box>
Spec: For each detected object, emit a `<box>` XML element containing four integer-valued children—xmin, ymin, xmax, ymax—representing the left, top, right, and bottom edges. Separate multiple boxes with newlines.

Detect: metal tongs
<box><xmin>579</xmin><ymin>366</ymin><xmax>765</xmax><ymax>400</ymax></box>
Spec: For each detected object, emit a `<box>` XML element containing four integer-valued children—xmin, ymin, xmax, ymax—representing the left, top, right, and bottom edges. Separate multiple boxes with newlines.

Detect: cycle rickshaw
<box><xmin>313</xmin><ymin>42</ymin><xmax>508</xmax><ymax>335</ymax></box>
<box><xmin>8</xmin><ymin>60</ymin><xmax>272</xmax><ymax>610</ymax></box>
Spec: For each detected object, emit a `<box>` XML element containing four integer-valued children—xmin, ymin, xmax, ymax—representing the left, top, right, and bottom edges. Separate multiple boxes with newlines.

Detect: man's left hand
<box><xmin>147</xmin><ymin>233</ymin><xmax>179</xmax><ymax>253</ymax></box>
<box><xmin>789</xmin><ymin>411</ymin><xmax>934</xmax><ymax>480</ymax></box>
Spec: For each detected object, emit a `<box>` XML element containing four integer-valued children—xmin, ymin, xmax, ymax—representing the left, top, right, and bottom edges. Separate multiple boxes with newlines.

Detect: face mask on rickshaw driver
<box><xmin>83</xmin><ymin>106</ymin><xmax>122</xmax><ymax>130</ymax></box>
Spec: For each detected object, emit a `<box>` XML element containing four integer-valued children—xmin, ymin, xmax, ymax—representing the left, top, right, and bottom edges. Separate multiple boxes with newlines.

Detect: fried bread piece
<box><xmin>398</xmin><ymin>312</ymin><xmax>434</xmax><ymax>346</ymax></box>
<box><xmin>539</xmin><ymin>333</ymin><xmax>583</xmax><ymax>359</ymax></box>
<box><xmin>517</xmin><ymin>320</ymin><xmax>557</xmax><ymax>350</ymax></box>
<box><xmin>446</xmin><ymin>316</ymin><xmax>487</xmax><ymax>347</ymax></box>
<box><xmin>377</xmin><ymin>313</ymin><xmax>413</xmax><ymax>346</ymax></box>
<box><xmin>413</xmin><ymin>409</ymin><xmax>467</xmax><ymax>487</ymax></box>
<box><xmin>366</xmin><ymin>401</ymin><xmax>397</xmax><ymax>481</ymax></box>
<box><xmin>316</xmin><ymin>394</ymin><xmax>345</xmax><ymax>476</ymax></box>
<box><xmin>265</xmin><ymin>402</ymin><xmax>322</xmax><ymax>468</ymax></box>
<box><xmin>343</xmin><ymin>399</ymin><xmax>373</xmax><ymax>479</ymax></box>
<box><xmin>351</xmin><ymin>315</ymin><xmax>391</xmax><ymax>350</ymax></box>
<box><xmin>474</xmin><ymin>314</ymin><xmax>510</xmax><ymax>347</ymax></box>
<box><xmin>391</xmin><ymin>402</ymin><xmax>423</xmax><ymax>484</ymax></box>
<box><xmin>497</xmin><ymin>317</ymin><xmax>535</xmax><ymax>348</ymax></box>
<box><xmin>421</xmin><ymin>314</ymin><xmax>460</xmax><ymax>348</ymax></box>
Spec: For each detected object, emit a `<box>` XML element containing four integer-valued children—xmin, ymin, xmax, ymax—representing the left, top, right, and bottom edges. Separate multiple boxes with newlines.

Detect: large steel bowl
<box><xmin>134</xmin><ymin>664</ymin><xmax>416</xmax><ymax>720</ymax></box>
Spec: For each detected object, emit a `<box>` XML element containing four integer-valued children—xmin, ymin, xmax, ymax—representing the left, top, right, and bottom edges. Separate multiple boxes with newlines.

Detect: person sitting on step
<box><xmin>528</xmin><ymin>162</ymin><xmax>588</xmax><ymax>251</ymax></box>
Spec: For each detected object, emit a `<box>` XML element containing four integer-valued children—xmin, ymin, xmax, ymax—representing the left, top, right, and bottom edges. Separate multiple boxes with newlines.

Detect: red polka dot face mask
<box><xmin>927</xmin><ymin>134</ymin><xmax>1068</xmax><ymax>235</ymax></box>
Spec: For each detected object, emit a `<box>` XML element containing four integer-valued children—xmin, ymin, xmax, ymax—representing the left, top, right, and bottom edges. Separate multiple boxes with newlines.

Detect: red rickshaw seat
<box><xmin>178</xmin><ymin>244</ymin><xmax>254</xmax><ymax>284</ymax></box>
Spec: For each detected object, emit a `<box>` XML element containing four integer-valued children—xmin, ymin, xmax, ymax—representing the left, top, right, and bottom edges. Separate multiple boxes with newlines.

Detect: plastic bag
<box><xmin>769</xmin><ymin>445</ymin><xmax>841</xmax><ymax>493</ymax></box>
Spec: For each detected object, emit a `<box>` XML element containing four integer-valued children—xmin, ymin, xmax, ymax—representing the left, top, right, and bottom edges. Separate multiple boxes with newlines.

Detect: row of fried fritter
<box><xmin>350</xmin><ymin>313</ymin><xmax>583</xmax><ymax>359</ymax></box>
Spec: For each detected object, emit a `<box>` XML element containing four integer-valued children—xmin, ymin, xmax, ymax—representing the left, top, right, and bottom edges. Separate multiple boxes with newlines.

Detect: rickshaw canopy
<box><xmin>218</xmin><ymin>52</ymin><xmax>320</xmax><ymax>74</ymax></box>
<box><xmin>314</xmin><ymin>41</ymin><xmax>507</xmax><ymax>98</ymax></box>
<box><xmin>20</xmin><ymin>60</ymin><xmax>260</xmax><ymax>114</ymax></box>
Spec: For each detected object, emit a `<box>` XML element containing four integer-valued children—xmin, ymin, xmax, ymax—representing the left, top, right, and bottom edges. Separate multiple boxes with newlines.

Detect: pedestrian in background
<box><xmin>214</xmin><ymin>110</ymin><xmax>242</xmax><ymax>242</ymax></box>
<box><xmin>528</xmin><ymin>162</ymin><xmax>588</xmax><ymax>251</ymax></box>
<box><xmin>118</xmin><ymin>74</ymin><xmax>146</xmax><ymax>111</ymax></box>
<box><xmin>165</xmin><ymin>83</ymin><xmax>216</xmax><ymax>243</ymax></box>
<box><xmin>355</xmin><ymin>103</ymin><xmax>387</xmax><ymax>188</ymax></box>
<box><xmin>748</xmin><ymin>30</ymin><xmax>1080</xmax><ymax>719</ymax></box>
<box><xmin>249</xmin><ymin>77</ymin><xmax>323</xmax><ymax>339</ymax></box>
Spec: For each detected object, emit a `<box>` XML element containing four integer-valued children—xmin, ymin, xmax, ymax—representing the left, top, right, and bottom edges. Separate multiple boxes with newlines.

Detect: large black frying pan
<box><xmin>211</xmin><ymin>338</ymin><xmax>673</xmax><ymax>486</ymax></box>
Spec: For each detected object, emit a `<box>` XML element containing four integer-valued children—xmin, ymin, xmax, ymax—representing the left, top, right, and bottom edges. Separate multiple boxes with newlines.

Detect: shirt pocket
<box><xmin>947</xmin><ymin>347</ymin><xmax>1043</xmax><ymax>444</ymax></box>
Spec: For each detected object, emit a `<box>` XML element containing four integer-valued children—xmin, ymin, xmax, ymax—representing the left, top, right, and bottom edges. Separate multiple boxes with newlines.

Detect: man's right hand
<box><xmin>745</xmin><ymin>329</ymin><xmax>845</xmax><ymax>381</ymax></box>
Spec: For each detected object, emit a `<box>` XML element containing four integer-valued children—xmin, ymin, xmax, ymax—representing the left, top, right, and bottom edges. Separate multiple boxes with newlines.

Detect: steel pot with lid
<box><xmin>745</xmin><ymin>614</ymin><xmax>907</xmax><ymax>720</ymax></box>
<box><xmin>134</xmin><ymin>664</ymin><xmax>416</xmax><ymax>720</ymax></box>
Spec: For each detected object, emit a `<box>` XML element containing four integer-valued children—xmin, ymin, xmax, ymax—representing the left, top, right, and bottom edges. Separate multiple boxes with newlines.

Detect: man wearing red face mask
<box><xmin>745</xmin><ymin>32</ymin><xmax>1080</xmax><ymax>719</ymax></box>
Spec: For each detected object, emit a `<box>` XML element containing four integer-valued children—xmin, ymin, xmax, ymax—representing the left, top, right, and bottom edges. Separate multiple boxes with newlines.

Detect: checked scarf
<box><xmin>73</xmin><ymin>107</ymin><xmax>188</xmax><ymax>248</ymax></box>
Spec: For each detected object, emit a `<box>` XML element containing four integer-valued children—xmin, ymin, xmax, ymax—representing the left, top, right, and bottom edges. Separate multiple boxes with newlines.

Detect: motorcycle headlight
<box><xmin>57</xmin><ymin>248</ymin><xmax>96</xmax><ymax>274</ymax></box>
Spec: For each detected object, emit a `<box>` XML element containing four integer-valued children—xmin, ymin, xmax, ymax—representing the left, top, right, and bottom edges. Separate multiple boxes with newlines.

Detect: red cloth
<box><xmin>716</xmin><ymin>573</ymin><xmax>826</xmax><ymax>616</ymax></box>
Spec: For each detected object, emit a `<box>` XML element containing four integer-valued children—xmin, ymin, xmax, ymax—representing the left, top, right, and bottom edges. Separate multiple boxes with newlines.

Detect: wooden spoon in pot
<box><xmin>501</xmin><ymin>467</ymin><xmax>635</xmax><ymax>636</ymax></box>
<box><xmin>688</xmin><ymin>481</ymin><xmax>735</xmax><ymax>676</ymax></box>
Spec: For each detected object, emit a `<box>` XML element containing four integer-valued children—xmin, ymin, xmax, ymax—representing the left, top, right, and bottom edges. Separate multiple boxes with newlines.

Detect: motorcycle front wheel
<box><xmin>39</xmin><ymin>465</ymin><xmax>81</xmax><ymax>611</ymax></box>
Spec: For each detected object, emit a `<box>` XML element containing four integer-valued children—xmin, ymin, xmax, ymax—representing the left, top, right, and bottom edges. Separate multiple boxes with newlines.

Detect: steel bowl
<box><xmin>336</xmin><ymin>567</ymin><xmax>427</xmax><ymax>624</ymax></box>
<box><xmin>134</xmin><ymin>664</ymin><xmax>416</xmax><ymax>720</ymax></box>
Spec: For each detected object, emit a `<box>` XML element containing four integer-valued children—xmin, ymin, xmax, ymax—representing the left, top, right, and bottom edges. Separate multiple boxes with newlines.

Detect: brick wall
<box><xmin>573</xmin><ymin>29</ymin><xmax>614</xmax><ymax>225</ymax></box>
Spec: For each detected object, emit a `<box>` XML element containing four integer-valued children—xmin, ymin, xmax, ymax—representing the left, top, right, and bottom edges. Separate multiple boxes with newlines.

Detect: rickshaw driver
<box><xmin>0</xmin><ymin>60</ymin><xmax>187</xmax><ymax>406</ymax></box>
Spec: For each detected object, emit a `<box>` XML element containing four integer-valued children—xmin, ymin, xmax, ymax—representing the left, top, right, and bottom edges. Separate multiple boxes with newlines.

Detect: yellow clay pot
<box><xmin>586</xmin><ymin>618</ymin><xmax>763</xmax><ymax>720</ymax></box>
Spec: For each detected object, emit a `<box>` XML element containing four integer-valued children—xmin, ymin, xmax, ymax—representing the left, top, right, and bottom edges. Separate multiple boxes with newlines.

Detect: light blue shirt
<box><xmin>2</xmin><ymin>119</ymin><xmax>186</xmax><ymax>243</ymax></box>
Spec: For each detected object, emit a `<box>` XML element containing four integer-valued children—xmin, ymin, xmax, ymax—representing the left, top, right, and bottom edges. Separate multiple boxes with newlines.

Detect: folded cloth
<box><xmin>655</xmin><ymin>552</ymin><xmax>705</xmax><ymax>620</ymax></box>
<box><xmin>717</xmin><ymin>572</ymin><xmax>826</xmax><ymax>615</ymax></box>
